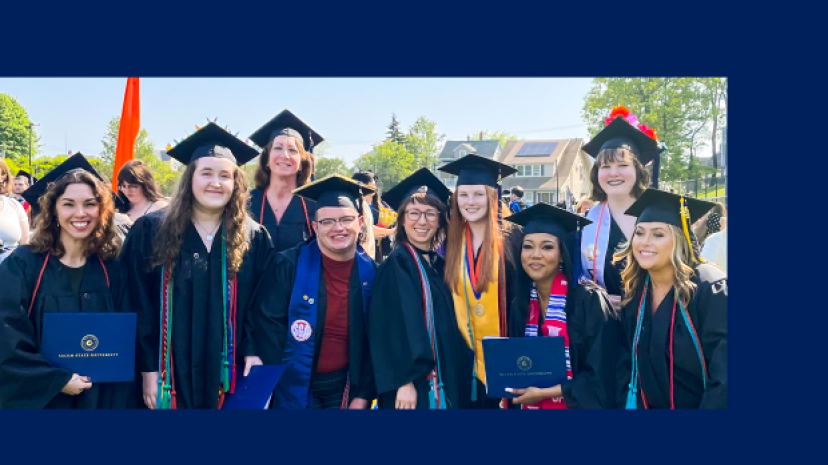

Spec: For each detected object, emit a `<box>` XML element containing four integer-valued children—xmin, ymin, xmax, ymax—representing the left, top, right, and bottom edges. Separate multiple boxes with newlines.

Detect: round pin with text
<box><xmin>291</xmin><ymin>319</ymin><xmax>313</xmax><ymax>342</ymax></box>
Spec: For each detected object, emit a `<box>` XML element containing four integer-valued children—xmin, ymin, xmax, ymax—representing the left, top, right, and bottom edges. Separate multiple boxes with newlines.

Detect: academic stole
<box><xmin>158</xmin><ymin>217</ymin><xmax>238</xmax><ymax>409</ymax></box>
<box><xmin>452</xmin><ymin>225</ymin><xmax>506</xmax><ymax>402</ymax></box>
<box><xmin>523</xmin><ymin>273</ymin><xmax>572</xmax><ymax>410</ymax></box>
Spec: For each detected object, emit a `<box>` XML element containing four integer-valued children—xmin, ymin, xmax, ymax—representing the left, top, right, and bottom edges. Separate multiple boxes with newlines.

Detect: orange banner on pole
<box><xmin>111</xmin><ymin>77</ymin><xmax>140</xmax><ymax>192</ymax></box>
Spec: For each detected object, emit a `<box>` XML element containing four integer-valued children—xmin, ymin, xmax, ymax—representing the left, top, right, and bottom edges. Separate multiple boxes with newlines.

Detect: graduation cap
<box><xmin>505</xmin><ymin>202</ymin><xmax>592</xmax><ymax>239</ymax></box>
<box><xmin>438</xmin><ymin>153</ymin><xmax>517</xmax><ymax>188</ymax></box>
<box><xmin>15</xmin><ymin>170</ymin><xmax>35</xmax><ymax>184</ymax></box>
<box><xmin>22</xmin><ymin>153</ymin><xmax>125</xmax><ymax>214</ymax></box>
<box><xmin>293</xmin><ymin>174</ymin><xmax>376</xmax><ymax>213</ymax></box>
<box><xmin>581</xmin><ymin>116</ymin><xmax>664</xmax><ymax>167</ymax></box>
<box><xmin>624</xmin><ymin>188</ymin><xmax>715</xmax><ymax>263</ymax></box>
<box><xmin>383</xmin><ymin>168</ymin><xmax>451</xmax><ymax>211</ymax></box>
<box><xmin>248</xmin><ymin>109</ymin><xmax>324</xmax><ymax>153</ymax></box>
<box><xmin>166</xmin><ymin>123</ymin><xmax>259</xmax><ymax>166</ymax></box>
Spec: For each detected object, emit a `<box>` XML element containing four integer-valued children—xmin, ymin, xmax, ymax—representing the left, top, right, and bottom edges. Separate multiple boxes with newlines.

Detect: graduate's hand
<box><xmin>507</xmin><ymin>386</ymin><xmax>560</xmax><ymax>405</ymax></box>
<box><xmin>395</xmin><ymin>382</ymin><xmax>417</xmax><ymax>409</ymax></box>
<box><xmin>348</xmin><ymin>397</ymin><xmax>369</xmax><ymax>409</ymax></box>
<box><xmin>142</xmin><ymin>372</ymin><xmax>159</xmax><ymax>409</ymax></box>
<box><xmin>61</xmin><ymin>374</ymin><xmax>92</xmax><ymax>395</ymax></box>
<box><xmin>244</xmin><ymin>356</ymin><xmax>263</xmax><ymax>377</ymax></box>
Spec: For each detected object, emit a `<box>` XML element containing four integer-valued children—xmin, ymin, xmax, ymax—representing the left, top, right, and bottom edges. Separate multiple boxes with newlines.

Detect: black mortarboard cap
<box><xmin>167</xmin><ymin>123</ymin><xmax>259</xmax><ymax>166</ymax></box>
<box><xmin>582</xmin><ymin>116</ymin><xmax>664</xmax><ymax>166</ymax></box>
<box><xmin>383</xmin><ymin>168</ymin><xmax>451</xmax><ymax>211</ymax></box>
<box><xmin>15</xmin><ymin>170</ymin><xmax>34</xmax><ymax>183</ymax></box>
<box><xmin>438</xmin><ymin>153</ymin><xmax>517</xmax><ymax>188</ymax></box>
<box><xmin>293</xmin><ymin>174</ymin><xmax>376</xmax><ymax>212</ymax></box>
<box><xmin>625</xmin><ymin>188</ymin><xmax>715</xmax><ymax>228</ymax></box>
<box><xmin>248</xmin><ymin>109</ymin><xmax>324</xmax><ymax>152</ymax></box>
<box><xmin>505</xmin><ymin>202</ymin><xmax>592</xmax><ymax>240</ymax></box>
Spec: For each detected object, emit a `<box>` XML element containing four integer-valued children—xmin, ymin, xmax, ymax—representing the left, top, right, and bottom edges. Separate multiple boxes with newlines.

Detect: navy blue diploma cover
<box><xmin>222</xmin><ymin>365</ymin><xmax>287</xmax><ymax>410</ymax></box>
<box><xmin>40</xmin><ymin>313</ymin><xmax>136</xmax><ymax>383</ymax></box>
<box><xmin>482</xmin><ymin>337</ymin><xmax>568</xmax><ymax>398</ymax></box>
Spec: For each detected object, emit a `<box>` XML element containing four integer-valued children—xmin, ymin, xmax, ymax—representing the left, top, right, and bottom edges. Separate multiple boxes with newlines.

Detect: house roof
<box><xmin>438</xmin><ymin>140</ymin><xmax>501</xmax><ymax>160</ymax></box>
<box><xmin>498</xmin><ymin>138</ymin><xmax>586</xmax><ymax>191</ymax></box>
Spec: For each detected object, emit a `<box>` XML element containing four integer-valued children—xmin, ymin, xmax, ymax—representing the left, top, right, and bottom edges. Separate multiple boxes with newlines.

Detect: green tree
<box><xmin>582</xmin><ymin>78</ymin><xmax>726</xmax><ymax>182</ymax></box>
<box><xmin>315</xmin><ymin>157</ymin><xmax>351</xmax><ymax>178</ymax></box>
<box><xmin>101</xmin><ymin>116</ymin><xmax>156</xmax><ymax>165</ymax></box>
<box><xmin>386</xmin><ymin>113</ymin><xmax>407</xmax><ymax>146</ymax></box>
<box><xmin>471</xmin><ymin>130</ymin><xmax>518</xmax><ymax>148</ymax></box>
<box><xmin>354</xmin><ymin>140</ymin><xmax>416</xmax><ymax>190</ymax></box>
<box><xmin>404</xmin><ymin>116</ymin><xmax>445</xmax><ymax>170</ymax></box>
<box><xmin>0</xmin><ymin>94</ymin><xmax>41</xmax><ymax>165</ymax></box>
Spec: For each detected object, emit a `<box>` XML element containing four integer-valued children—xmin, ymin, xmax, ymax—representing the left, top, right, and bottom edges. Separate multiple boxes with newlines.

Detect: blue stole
<box><xmin>580</xmin><ymin>202</ymin><xmax>611</xmax><ymax>288</ymax></box>
<box><xmin>272</xmin><ymin>240</ymin><xmax>375</xmax><ymax>409</ymax></box>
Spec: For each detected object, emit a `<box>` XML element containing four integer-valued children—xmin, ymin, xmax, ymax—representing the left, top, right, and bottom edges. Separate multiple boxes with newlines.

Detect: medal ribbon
<box><xmin>464</xmin><ymin>224</ymin><xmax>483</xmax><ymax>299</ymax></box>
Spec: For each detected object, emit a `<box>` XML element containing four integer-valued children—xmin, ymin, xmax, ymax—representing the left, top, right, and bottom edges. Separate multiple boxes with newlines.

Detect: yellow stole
<box><xmin>452</xmin><ymin>233</ymin><xmax>501</xmax><ymax>385</ymax></box>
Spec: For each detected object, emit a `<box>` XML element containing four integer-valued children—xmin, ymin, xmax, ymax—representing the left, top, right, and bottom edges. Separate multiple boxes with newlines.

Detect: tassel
<box><xmin>625</xmin><ymin>384</ymin><xmax>638</xmax><ymax>409</ymax></box>
<box><xmin>170</xmin><ymin>389</ymin><xmax>177</xmax><ymax>409</ymax></box>
<box><xmin>471</xmin><ymin>375</ymin><xmax>478</xmax><ymax>403</ymax></box>
<box><xmin>429</xmin><ymin>381</ymin><xmax>447</xmax><ymax>410</ymax></box>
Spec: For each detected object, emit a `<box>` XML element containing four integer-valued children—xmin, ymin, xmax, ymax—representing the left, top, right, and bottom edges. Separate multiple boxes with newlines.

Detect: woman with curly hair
<box><xmin>247</xmin><ymin>110</ymin><xmax>321</xmax><ymax>252</ymax></box>
<box><xmin>614</xmin><ymin>189</ymin><xmax>727</xmax><ymax>409</ymax></box>
<box><xmin>121</xmin><ymin>124</ymin><xmax>275</xmax><ymax>409</ymax></box>
<box><xmin>0</xmin><ymin>154</ymin><xmax>133</xmax><ymax>409</ymax></box>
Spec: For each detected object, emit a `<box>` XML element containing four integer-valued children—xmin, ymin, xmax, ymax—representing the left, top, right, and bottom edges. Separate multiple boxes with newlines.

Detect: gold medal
<box><xmin>472</xmin><ymin>303</ymin><xmax>485</xmax><ymax>317</ymax></box>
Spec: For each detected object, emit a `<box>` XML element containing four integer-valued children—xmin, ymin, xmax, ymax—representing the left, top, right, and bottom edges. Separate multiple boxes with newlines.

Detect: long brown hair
<box><xmin>0</xmin><ymin>159</ymin><xmax>12</xmax><ymax>195</ymax></box>
<box><xmin>30</xmin><ymin>170</ymin><xmax>121</xmax><ymax>260</ymax></box>
<box><xmin>117</xmin><ymin>159</ymin><xmax>163</xmax><ymax>202</ymax></box>
<box><xmin>444</xmin><ymin>186</ymin><xmax>501</xmax><ymax>294</ymax></box>
<box><xmin>253</xmin><ymin>136</ymin><xmax>314</xmax><ymax>190</ymax></box>
<box><xmin>590</xmin><ymin>148</ymin><xmax>650</xmax><ymax>202</ymax></box>
<box><xmin>613</xmin><ymin>224</ymin><xmax>698</xmax><ymax>307</ymax></box>
<box><xmin>394</xmin><ymin>192</ymin><xmax>448</xmax><ymax>250</ymax></box>
<box><xmin>151</xmin><ymin>159</ymin><xmax>251</xmax><ymax>277</ymax></box>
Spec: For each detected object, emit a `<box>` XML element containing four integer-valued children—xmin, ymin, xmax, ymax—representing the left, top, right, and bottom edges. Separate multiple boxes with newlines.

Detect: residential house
<box><xmin>497</xmin><ymin>138</ymin><xmax>592</xmax><ymax>207</ymax></box>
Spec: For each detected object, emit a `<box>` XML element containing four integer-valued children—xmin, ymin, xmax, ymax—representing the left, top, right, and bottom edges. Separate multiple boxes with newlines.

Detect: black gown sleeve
<box><xmin>614</xmin><ymin>298</ymin><xmax>635</xmax><ymax>409</ymax></box>
<box><xmin>241</xmin><ymin>224</ymin><xmax>275</xmax><ymax>358</ymax></box>
<box><xmin>254</xmin><ymin>251</ymin><xmax>296</xmax><ymax>365</ymax></box>
<box><xmin>695</xmin><ymin>267</ymin><xmax>727</xmax><ymax>409</ymax></box>
<box><xmin>560</xmin><ymin>286</ymin><xmax>620</xmax><ymax>409</ymax></box>
<box><xmin>0</xmin><ymin>250</ymin><xmax>73</xmax><ymax>409</ymax></box>
<box><xmin>368</xmin><ymin>253</ymin><xmax>434</xmax><ymax>395</ymax></box>
<box><xmin>121</xmin><ymin>215</ymin><xmax>160</xmax><ymax>374</ymax></box>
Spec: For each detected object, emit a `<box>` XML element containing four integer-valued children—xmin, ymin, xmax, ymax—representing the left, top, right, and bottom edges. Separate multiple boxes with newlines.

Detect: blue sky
<box><xmin>0</xmin><ymin>78</ymin><xmax>596</xmax><ymax>164</ymax></box>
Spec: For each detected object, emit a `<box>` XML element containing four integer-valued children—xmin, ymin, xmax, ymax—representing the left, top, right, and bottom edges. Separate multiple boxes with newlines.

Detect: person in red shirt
<box><xmin>255</xmin><ymin>175</ymin><xmax>378</xmax><ymax>409</ymax></box>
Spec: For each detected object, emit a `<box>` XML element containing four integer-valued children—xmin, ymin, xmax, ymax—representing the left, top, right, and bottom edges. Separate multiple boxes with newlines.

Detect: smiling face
<box><xmin>56</xmin><ymin>183</ymin><xmax>100</xmax><ymax>242</ymax></box>
<box><xmin>313</xmin><ymin>206</ymin><xmax>364</xmax><ymax>259</ymax></box>
<box><xmin>403</xmin><ymin>200</ymin><xmax>440</xmax><ymax>250</ymax></box>
<box><xmin>521</xmin><ymin>233</ymin><xmax>562</xmax><ymax>283</ymax></box>
<box><xmin>456</xmin><ymin>184</ymin><xmax>489</xmax><ymax>223</ymax></box>
<box><xmin>191</xmin><ymin>157</ymin><xmax>236</xmax><ymax>211</ymax></box>
<box><xmin>268</xmin><ymin>135</ymin><xmax>303</xmax><ymax>179</ymax></box>
<box><xmin>597</xmin><ymin>151</ymin><xmax>637</xmax><ymax>198</ymax></box>
<box><xmin>632</xmin><ymin>221</ymin><xmax>675</xmax><ymax>272</ymax></box>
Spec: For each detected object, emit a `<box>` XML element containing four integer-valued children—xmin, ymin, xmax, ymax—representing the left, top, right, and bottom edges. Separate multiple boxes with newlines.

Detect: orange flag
<box><xmin>111</xmin><ymin>77</ymin><xmax>140</xmax><ymax>192</ymax></box>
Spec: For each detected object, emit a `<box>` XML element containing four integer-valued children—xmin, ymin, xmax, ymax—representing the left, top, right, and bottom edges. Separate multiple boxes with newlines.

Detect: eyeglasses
<box><xmin>119</xmin><ymin>183</ymin><xmax>141</xmax><ymax>192</ymax></box>
<box><xmin>316</xmin><ymin>216</ymin><xmax>357</xmax><ymax>228</ymax></box>
<box><xmin>405</xmin><ymin>210</ymin><xmax>439</xmax><ymax>222</ymax></box>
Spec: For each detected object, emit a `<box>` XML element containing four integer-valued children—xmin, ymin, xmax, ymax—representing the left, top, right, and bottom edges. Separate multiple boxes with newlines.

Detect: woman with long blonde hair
<box><xmin>247</xmin><ymin>110</ymin><xmax>321</xmax><ymax>252</ymax></box>
<box><xmin>122</xmin><ymin>124</ymin><xmax>275</xmax><ymax>409</ymax></box>
<box><xmin>439</xmin><ymin>154</ymin><xmax>516</xmax><ymax>409</ymax></box>
<box><xmin>0</xmin><ymin>155</ymin><xmax>133</xmax><ymax>408</ymax></box>
<box><xmin>614</xmin><ymin>189</ymin><xmax>727</xmax><ymax>409</ymax></box>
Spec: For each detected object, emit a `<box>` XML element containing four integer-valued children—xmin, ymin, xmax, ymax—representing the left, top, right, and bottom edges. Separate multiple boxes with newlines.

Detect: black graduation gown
<box><xmin>369</xmin><ymin>245</ymin><xmax>469</xmax><ymax>409</ymax></box>
<box><xmin>248</xmin><ymin>189</ymin><xmax>317</xmax><ymax>253</ymax></box>
<box><xmin>507</xmin><ymin>281</ymin><xmax>620</xmax><ymax>409</ymax></box>
<box><xmin>122</xmin><ymin>211</ymin><xmax>274</xmax><ymax>409</ymax></box>
<box><xmin>0</xmin><ymin>246</ymin><xmax>134</xmax><ymax>409</ymax></box>
<box><xmin>255</xmin><ymin>242</ymin><xmax>376</xmax><ymax>405</ymax></box>
<box><xmin>616</xmin><ymin>264</ymin><xmax>727</xmax><ymax>409</ymax></box>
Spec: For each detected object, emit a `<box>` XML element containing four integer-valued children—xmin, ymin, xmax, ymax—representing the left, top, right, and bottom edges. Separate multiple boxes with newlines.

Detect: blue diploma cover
<box><xmin>222</xmin><ymin>365</ymin><xmax>287</xmax><ymax>410</ymax></box>
<box><xmin>482</xmin><ymin>337</ymin><xmax>568</xmax><ymax>398</ymax></box>
<box><xmin>40</xmin><ymin>313</ymin><xmax>136</xmax><ymax>383</ymax></box>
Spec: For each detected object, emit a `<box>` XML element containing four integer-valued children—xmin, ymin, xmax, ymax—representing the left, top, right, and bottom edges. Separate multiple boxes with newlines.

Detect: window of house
<box><xmin>458</xmin><ymin>150</ymin><xmax>466</xmax><ymax>158</ymax></box>
<box><xmin>512</xmin><ymin>165</ymin><xmax>542</xmax><ymax>177</ymax></box>
<box><xmin>536</xmin><ymin>192</ymin><xmax>556</xmax><ymax>204</ymax></box>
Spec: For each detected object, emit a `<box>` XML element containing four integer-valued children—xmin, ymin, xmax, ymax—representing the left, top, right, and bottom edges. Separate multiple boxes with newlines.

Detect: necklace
<box><xmin>194</xmin><ymin>219</ymin><xmax>221</xmax><ymax>241</ymax></box>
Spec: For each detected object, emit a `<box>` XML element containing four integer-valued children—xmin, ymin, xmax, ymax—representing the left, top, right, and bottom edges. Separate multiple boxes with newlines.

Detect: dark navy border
<box><xmin>2</xmin><ymin>1</ymin><xmax>780</xmax><ymax>461</ymax></box>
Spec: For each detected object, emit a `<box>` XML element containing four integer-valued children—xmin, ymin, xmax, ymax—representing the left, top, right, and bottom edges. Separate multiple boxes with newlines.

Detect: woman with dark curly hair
<box><xmin>121</xmin><ymin>124</ymin><xmax>275</xmax><ymax>409</ymax></box>
<box><xmin>116</xmin><ymin>159</ymin><xmax>169</xmax><ymax>221</ymax></box>
<box><xmin>0</xmin><ymin>154</ymin><xmax>134</xmax><ymax>409</ymax></box>
<box><xmin>247</xmin><ymin>110</ymin><xmax>321</xmax><ymax>252</ymax></box>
